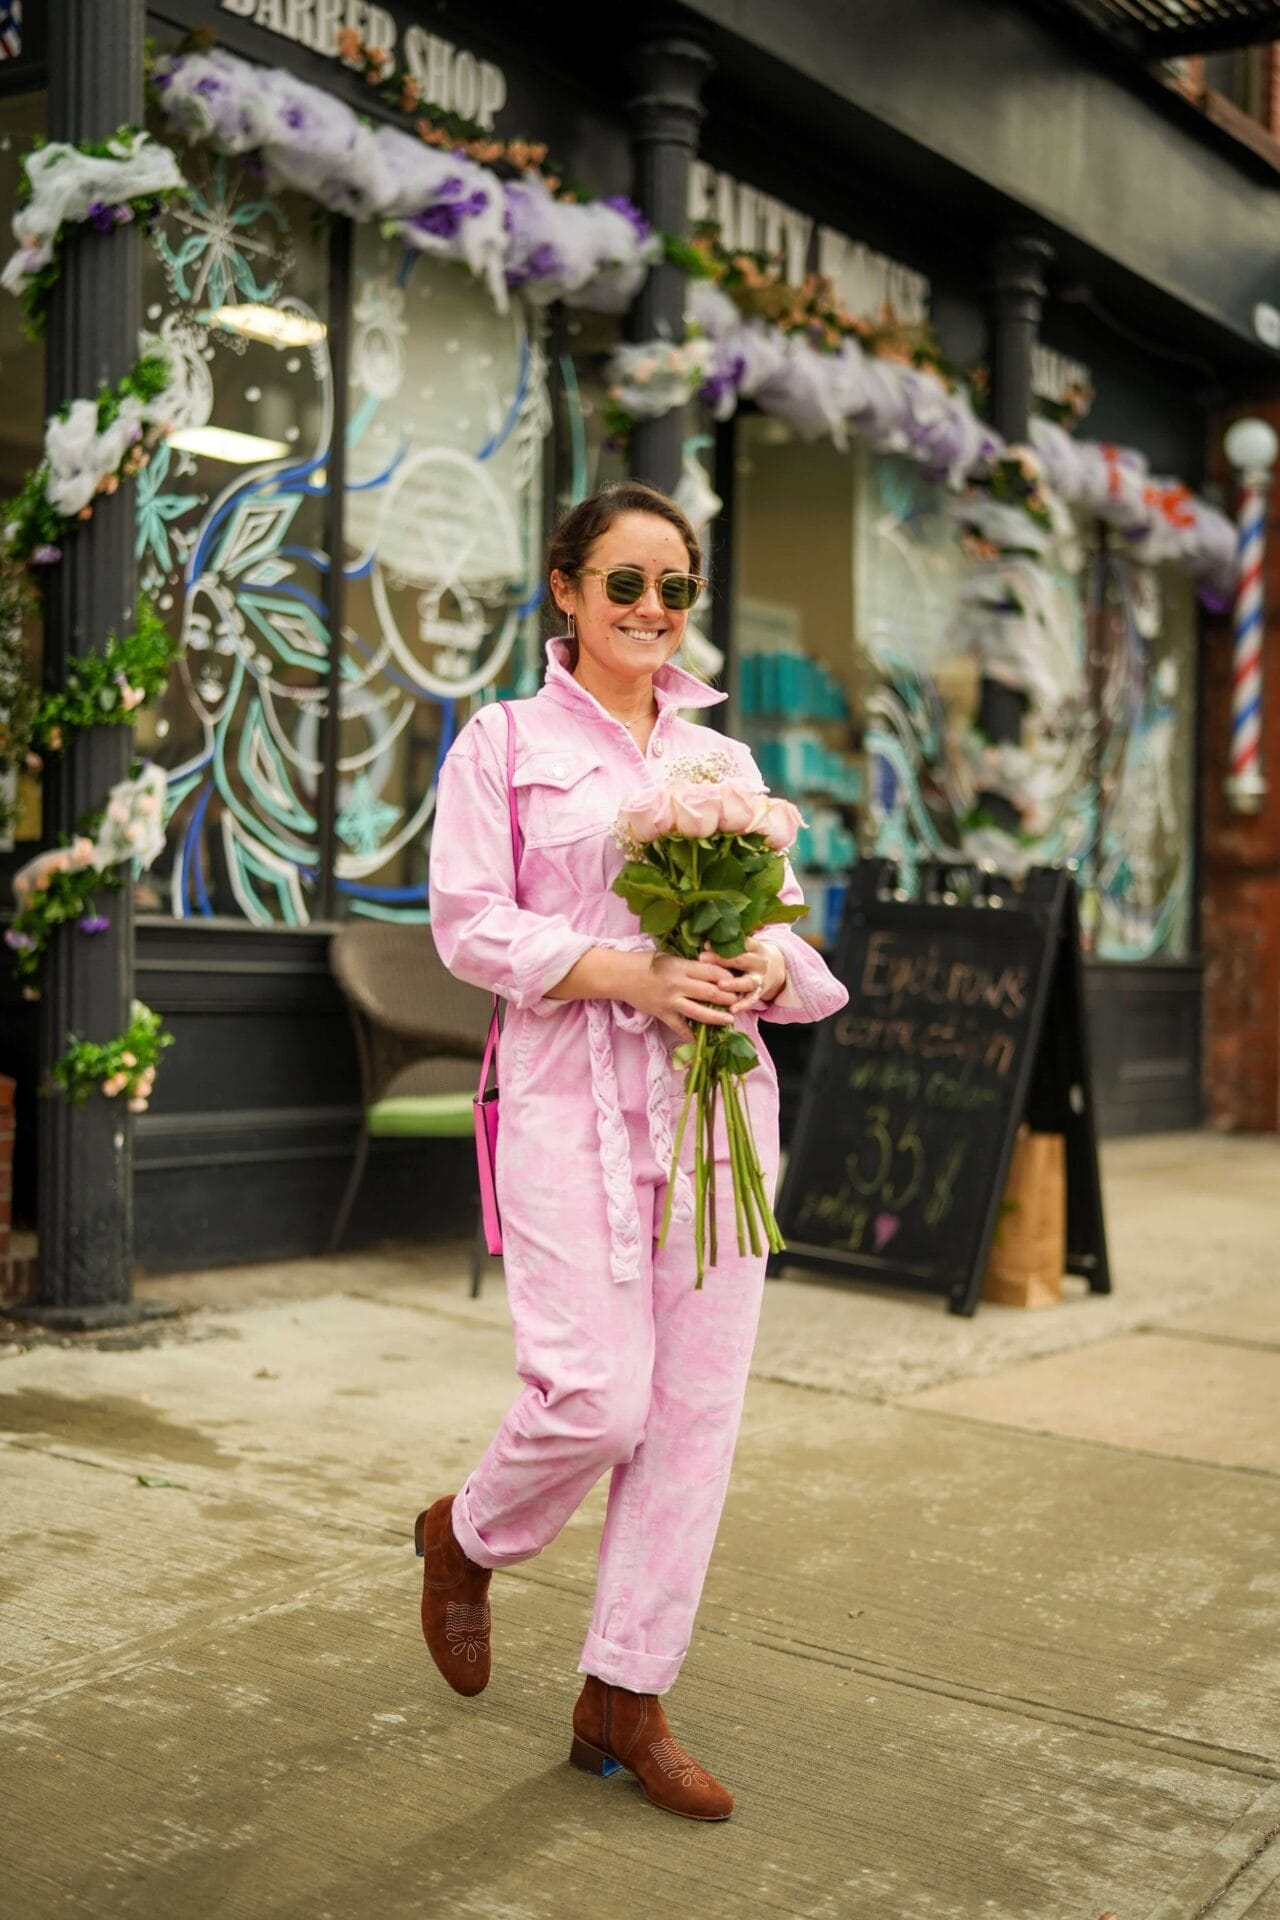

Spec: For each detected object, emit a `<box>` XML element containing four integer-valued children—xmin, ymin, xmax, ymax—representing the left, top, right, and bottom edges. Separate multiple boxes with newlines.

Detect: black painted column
<box><xmin>33</xmin><ymin>0</ymin><xmax>146</xmax><ymax>1321</ymax></box>
<box><xmin>627</xmin><ymin>28</ymin><xmax>713</xmax><ymax>494</ymax></box>
<box><xmin>980</xmin><ymin>235</ymin><xmax>1054</xmax><ymax>829</ymax></box>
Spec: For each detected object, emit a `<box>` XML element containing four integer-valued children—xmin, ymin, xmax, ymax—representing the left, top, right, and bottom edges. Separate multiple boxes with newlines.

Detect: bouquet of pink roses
<box><xmin>613</xmin><ymin>751</ymin><xmax>807</xmax><ymax>1285</ymax></box>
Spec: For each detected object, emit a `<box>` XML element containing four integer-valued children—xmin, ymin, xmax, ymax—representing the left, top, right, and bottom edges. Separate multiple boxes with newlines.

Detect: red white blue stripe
<box><xmin>1230</xmin><ymin>482</ymin><xmax>1266</xmax><ymax>802</ymax></box>
<box><xmin>0</xmin><ymin>3</ymin><xmax>21</xmax><ymax>61</ymax></box>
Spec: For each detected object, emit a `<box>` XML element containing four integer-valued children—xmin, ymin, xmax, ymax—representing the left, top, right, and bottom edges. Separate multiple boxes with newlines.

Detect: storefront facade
<box><xmin>2</xmin><ymin>0</ymin><xmax>1277</xmax><ymax>1282</ymax></box>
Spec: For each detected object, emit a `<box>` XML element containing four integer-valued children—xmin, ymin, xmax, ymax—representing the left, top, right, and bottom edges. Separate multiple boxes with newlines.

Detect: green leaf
<box><xmin>759</xmin><ymin>900</ymin><xmax>808</xmax><ymax>927</ymax></box>
<box><xmin>136</xmin><ymin>1473</ymin><xmax>173</xmax><ymax>1488</ymax></box>
<box><xmin>688</xmin><ymin>900</ymin><xmax>721</xmax><ymax>936</ymax></box>
<box><xmin>640</xmin><ymin>897</ymin><xmax>681</xmax><ymax>938</ymax></box>
<box><xmin>702</xmin><ymin>854</ymin><xmax>745</xmax><ymax>891</ymax></box>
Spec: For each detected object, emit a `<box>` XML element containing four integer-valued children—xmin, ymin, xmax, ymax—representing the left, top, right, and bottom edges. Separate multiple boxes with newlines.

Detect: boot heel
<box><xmin>570</xmin><ymin>1735</ymin><xmax>623</xmax><ymax>1778</ymax></box>
<box><xmin>413</xmin><ymin>1510</ymin><xmax>427</xmax><ymax>1558</ymax></box>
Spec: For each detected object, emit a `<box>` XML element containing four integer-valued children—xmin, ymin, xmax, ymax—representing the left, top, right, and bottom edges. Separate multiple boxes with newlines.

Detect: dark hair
<box><xmin>547</xmin><ymin>483</ymin><xmax>703</xmax><ymax>664</ymax></box>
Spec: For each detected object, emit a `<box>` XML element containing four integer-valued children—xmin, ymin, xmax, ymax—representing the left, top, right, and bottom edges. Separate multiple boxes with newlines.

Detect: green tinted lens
<box><xmin>603</xmin><ymin>567</ymin><xmax>647</xmax><ymax>605</ymax></box>
<box><xmin>660</xmin><ymin>574</ymin><xmax>701</xmax><ymax>610</ymax></box>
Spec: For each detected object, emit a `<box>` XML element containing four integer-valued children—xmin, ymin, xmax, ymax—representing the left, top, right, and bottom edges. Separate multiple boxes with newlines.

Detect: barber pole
<box><xmin>1223</xmin><ymin>418</ymin><xmax>1279</xmax><ymax>814</ymax></box>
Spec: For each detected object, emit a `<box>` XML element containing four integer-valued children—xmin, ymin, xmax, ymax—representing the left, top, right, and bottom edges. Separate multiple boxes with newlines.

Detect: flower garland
<box><xmin>0</xmin><ymin>129</ymin><xmax>187</xmax><ymax>337</ymax></box>
<box><xmin>49</xmin><ymin>999</ymin><xmax>172</xmax><ymax>1113</ymax></box>
<box><xmin>673</xmin><ymin>226</ymin><xmax>961</xmax><ymax>386</ymax></box>
<box><xmin>333</xmin><ymin>29</ymin><xmax>572</xmax><ymax>192</ymax></box>
<box><xmin>29</xmin><ymin>598</ymin><xmax>177</xmax><ymax>753</ymax></box>
<box><xmin>3</xmin><ymin>349</ymin><xmax>178</xmax><ymax>567</ymax></box>
<box><xmin>609</xmin><ymin>283</ymin><xmax>1237</xmax><ymax>591</ymax></box>
<box><xmin>0</xmin><ymin>568</ymin><xmax>40</xmax><ymax>843</ymax></box>
<box><xmin>7</xmin><ymin>764</ymin><xmax>168</xmax><ymax>993</ymax></box>
<box><xmin>150</xmin><ymin>44</ymin><xmax>657</xmax><ymax>313</ymax></box>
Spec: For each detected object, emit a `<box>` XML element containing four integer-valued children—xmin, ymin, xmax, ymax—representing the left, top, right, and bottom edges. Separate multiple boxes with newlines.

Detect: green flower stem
<box><xmin>658</xmin><ymin>1066</ymin><xmax>698</xmax><ymax>1253</ymax></box>
<box><xmin>692</xmin><ymin>1022</ymin><xmax>707</xmax><ymax>1288</ymax></box>
<box><xmin>705</xmin><ymin>1069</ymin><xmax>719</xmax><ymax>1272</ymax></box>
<box><xmin>724</xmin><ymin>1072</ymin><xmax>764</xmax><ymax>1256</ymax></box>
<box><xmin>724</xmin><ymin>1070</ymin><xmax>753</xmax><ymax>1258</ymax></box>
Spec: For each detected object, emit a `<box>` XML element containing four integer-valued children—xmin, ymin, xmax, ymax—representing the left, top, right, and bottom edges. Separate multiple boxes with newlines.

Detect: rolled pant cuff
<box><xmin>579</xmin><ymin>1628</ymin><xmax>684</xmax><ymax>1696</ymax></box>
<box><xmin>450</xmin><ymin>1487</ymin><xmax>537</xmax><ymax>1571</ymax></box>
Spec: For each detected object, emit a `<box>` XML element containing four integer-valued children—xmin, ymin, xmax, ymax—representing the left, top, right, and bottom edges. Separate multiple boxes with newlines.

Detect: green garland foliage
<box><xmin>31</xmin><ymin>597</ymin><xmax>177</xmax><ymax>750</ymax></box>
<box><xmin>49</xmin><ymin>1000</ymin><xmax>173</xmax><ymax>1110</ymax></box>
<box><xmin>2</xmin><ymin>351</ymin><xmax>171</xmax><ymax>567</ymax></box>
<box><xmin>14</xmin><ymin>129</ymin><xmax>185</xmax><ymax>339</ymax></box>
<box><xmin>0</xmin><ymin>569</ymin><xmax>40</xmax><ymax>842</ymax></box>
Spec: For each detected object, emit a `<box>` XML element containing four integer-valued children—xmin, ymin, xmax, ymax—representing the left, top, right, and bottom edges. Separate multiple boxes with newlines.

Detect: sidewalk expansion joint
<box><xmin>887</xmin><ymin>1403</ymin><xmax>1280</xmax><ymax>1481</ymax></box>
<box><xmin>694</xmin><ymin>1618</ymin><xmax>1279</xmax><ymax>1784</ymax></box>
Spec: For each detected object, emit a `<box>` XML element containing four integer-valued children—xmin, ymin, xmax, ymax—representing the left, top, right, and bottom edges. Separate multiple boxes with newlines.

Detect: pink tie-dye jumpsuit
<box><xmin>428</xmin><ymin>639</ymin><xmax>849</xmax><ymax>1694</ymax></box>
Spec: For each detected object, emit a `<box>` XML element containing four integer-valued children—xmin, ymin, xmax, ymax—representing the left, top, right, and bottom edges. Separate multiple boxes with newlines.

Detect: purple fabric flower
<box><xmin>4</xmin><ymin>930</ymin><xmax>33</xmax><ymax>952</ymax></box>
<box><xmin>32</xmin><ymin>545</ymin><xmax>62</xmax><ymax>565</ymax></box>
<box><xmin>507</xmin><ymin>241</ymin><xmax>564</xmax><ymax>286</ymax></box>
<box><xmin>282</xmin><ymin>104</ymin><xmax>307</xmax><ymax>131</ymax></box>
<box><xmin>78</xmin><ymin>915</ymin><xmax>111</xmax><ymax>935</ymax></box>
<box><xmin>700</xmin><ymin>354</ymin><xmax>746</xmax><ymax>410</ymax></box>
<box><xmin>194</xmin><ymin>74</ymin><xmax>224</xmax><ymax>98</ymax></box>
<box><xmin>411</xmin><ymin>189</ymin><xmax>488</xmax><ymax>241</ymax></box>
<box><xmin>603</xmin><ymin>195</ymin><xmax>651</xmax><ymax>242</ymax></box>
<box><xmin>88</xmin><ymin>201</ymin><xmax>115</xmax><ymax>234</ymax></box>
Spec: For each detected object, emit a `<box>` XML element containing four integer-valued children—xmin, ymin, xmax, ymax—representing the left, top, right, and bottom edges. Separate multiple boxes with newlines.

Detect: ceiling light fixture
<box><xmin>209</xmin><ymin>305</ymin><xmax>328</xmax><ymax>348</ymax></box>
<box><xmin>167</xmin><ymin>426</ymin><xmax>292</xmax><ymax>465</ymax></box>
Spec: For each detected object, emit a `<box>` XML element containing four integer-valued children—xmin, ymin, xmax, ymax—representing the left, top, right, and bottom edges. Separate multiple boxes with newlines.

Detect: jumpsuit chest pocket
<box><xmin>514</xmin><ymin>750</ymin><xmax>614</xmax><ymax>850</ymax></box>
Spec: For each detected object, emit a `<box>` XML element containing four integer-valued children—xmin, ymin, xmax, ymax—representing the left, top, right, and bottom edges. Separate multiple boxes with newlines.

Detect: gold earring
<box><xmin>567</xmin><ymin>611</ymin><xmax>576</xmax><ymax>640</ymax></box>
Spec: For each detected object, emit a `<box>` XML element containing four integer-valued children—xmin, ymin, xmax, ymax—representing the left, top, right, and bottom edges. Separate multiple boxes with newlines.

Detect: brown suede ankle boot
<box><xmin>569</xmin><ymin>1674</ymin><xmax>733</xmax><ymax>1820</ymax></box>
<box><xmin>413</xmin><ymin>1495</ymin><xmax>492</xmax><ymax>1698</ymax></box>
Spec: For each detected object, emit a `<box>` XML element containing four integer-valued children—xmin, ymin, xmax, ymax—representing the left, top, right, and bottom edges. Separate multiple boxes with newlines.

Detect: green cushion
<box><xmin>368</xmin><ymin>1093</ymin><xmax>474</xmax><ymax>1138</ymax></box>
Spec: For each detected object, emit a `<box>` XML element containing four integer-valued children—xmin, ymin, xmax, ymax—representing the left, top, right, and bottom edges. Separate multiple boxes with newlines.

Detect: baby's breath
<box><xmin>665</xmin><ymin>749</ymin><xmax>733</xmax><ymax>785</ymax></box>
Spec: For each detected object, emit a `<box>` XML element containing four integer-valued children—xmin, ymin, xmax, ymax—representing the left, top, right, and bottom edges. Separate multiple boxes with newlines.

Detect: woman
<box><xmin>422</xmin><ymin>482</ymin><xmax>848</xmax><ymax>1821</ymax></box>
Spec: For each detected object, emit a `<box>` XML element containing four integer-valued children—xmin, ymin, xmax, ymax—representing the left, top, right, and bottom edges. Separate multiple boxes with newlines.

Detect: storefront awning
<box><xmin>1034</xmin><ymin>0</ymin><xmax>1280</xmax><ymax>57</ymax></box>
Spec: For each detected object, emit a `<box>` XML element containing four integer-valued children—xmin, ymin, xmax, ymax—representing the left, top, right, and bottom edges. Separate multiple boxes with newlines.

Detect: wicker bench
<box><xmin>328</xmin><ymin>922</ymin><xmax>494</xmax><ymax>1295</ymax></box>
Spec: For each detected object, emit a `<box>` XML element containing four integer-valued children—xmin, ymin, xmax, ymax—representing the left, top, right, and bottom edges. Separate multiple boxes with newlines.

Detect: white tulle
<box><xmin>150</xmin><ymin>48</ymin><xmax>652</xmax><ymax>315</ymax></box>
<box><xmin>1</xmin><ymin>131</ymin><xmax>184</xmax><ymax>298</ymax></box>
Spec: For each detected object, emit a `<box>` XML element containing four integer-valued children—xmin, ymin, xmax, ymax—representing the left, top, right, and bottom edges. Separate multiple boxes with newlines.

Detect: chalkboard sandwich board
<box><xmin>772</xmin><ymin>862</ymin><xmax>1110</xmax><ymax>1316</ymax></box>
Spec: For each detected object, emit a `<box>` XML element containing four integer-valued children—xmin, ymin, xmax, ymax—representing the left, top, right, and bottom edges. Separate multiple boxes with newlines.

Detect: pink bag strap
<box><xmin>478</xmin><ymin>702</ymin><xmax>521</xmax><ymax>1094</ymax></box>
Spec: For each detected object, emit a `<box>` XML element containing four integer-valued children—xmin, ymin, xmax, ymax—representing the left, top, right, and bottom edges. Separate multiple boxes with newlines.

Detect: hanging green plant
<box><xmin>0</xmin><ymin>568</ymin><xmax>40</xmax><ymax>843</ymax></box>
<box><xmin>31</xmin><ymin>598</ymin><xmax>177</xmax><ymax>752</ymax></box>
<box><xmin>49</xmin><ymin>1000</ymin><xmax>173</xmax><ymax>1113</ymax></box>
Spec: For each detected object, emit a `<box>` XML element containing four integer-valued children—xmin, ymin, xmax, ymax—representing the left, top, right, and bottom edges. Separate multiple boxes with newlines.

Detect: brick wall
<box><xmin>1202</xmin><ymin>401</ymin><xmax>1280</xmax><ymax>1132</ymax></box>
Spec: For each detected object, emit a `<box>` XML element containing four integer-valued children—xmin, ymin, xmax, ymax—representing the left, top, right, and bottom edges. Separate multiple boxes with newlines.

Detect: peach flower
<box><xmin>716</xmin><ymin>781</ymin><xmax>771</xmax><ymax>834</ymax></box>
<box><xmin>668</xmin><ymin>781</ymin><xmax>722</xmax><ymax>839</ymax></box>
<box><xmin>760</xmin><ymin>798</ymin><xmax>805</xmax><ymax>851</ymax></box>
<box><xmin>618</xmin><ymin>787</ymin><xmax>676</xmax><ymax>843</ymax></box>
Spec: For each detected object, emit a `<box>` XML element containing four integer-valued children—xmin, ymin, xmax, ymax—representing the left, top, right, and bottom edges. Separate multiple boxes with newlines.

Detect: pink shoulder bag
<box><xmin>473</xmin><ymin>702</ymin><xmax>521</xmax><ymax>1257</ymax></box>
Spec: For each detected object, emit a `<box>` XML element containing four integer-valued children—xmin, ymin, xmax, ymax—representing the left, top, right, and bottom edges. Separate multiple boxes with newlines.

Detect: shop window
<box><xmin>1078</xmin><ymin>547</ymin><xmax>1196</xmax><ymax>962</ymax></box>
<box><xmin>730</xmin><ymin>415</ymin><xmax>861</xmax><ymax>946</ymax></box>
<box><xmin>0</xmin><ymin>89</ymin><xmax>46</xmax><ymax>855</ymax></box>
<box><xmin>135</xmin><ymin>134</ymin><xmax>554</xmax><ymax>926</ymax></box>
<box><xmin>336</xmin><ymin>224</ymin><xmax>549</xmax><ymax>920</ymax></box>
<box><xmin>135</xmin><ymin>150</ymin><xmax>333</xmax><ymax>925</ymax></box>
<box><xmin>554</xmin><ymin>308</ymin><xmax>626</xmax><ymax>522</ymax></box>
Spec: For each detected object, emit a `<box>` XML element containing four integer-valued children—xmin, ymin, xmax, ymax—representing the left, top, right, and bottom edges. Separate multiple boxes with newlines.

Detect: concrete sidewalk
<box><xmin>1</xmin><ymin>1132</ymin><xmax>1278</xmax><ymax>1920</ymax></box>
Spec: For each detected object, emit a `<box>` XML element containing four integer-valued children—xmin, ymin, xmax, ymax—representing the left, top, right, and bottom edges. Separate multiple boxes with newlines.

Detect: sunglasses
<box><xmin>578</xmin><ymin>566</ymin><xmax>707</xmax><ymax>611</ymax></box>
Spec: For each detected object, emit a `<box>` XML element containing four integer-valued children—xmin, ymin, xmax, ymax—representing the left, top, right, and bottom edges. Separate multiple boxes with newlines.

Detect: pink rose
<box><xmin>761</xmin><ymin>798</ymin><xmax>805</xmax><ymax>851</ymax></box>
<box><xmin>717</xmin><ymin>780</ymin><xmax>771</xmax><ymax>834</ymax></box>
<box><xmin>618</xmin><ymin>786</ymin><xmax>677</xmax><ymax>844</ymax></box>
<box><xmin>668</xmin><ymin>780</ymin><xmax>723</xmax><ymax>839</ymax></box>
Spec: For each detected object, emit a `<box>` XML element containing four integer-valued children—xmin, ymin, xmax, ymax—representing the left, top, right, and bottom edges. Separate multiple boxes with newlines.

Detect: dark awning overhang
<box><xmin>1031</xmin><ymin>0</ymin><xmax>1280</xmax><ymax>59</ymax></box>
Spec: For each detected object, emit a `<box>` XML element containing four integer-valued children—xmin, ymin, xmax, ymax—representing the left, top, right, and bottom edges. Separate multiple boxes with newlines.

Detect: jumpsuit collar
<box><xmin>540</xmin><ymin>636</ymin><xmax>727</xmax><ymax>727</ymax></box>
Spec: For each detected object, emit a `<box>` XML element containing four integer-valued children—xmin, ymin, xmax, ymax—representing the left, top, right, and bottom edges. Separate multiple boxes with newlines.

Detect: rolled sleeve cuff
<box><xmin>514</xmin><ymin>924</ymin><xmax>601</xmax><ymax>1017</ymax></box>
<box><xmin>756</xmin><ymin>932</ymin><xmax>850</xmax><ymax>1025</ymax></box>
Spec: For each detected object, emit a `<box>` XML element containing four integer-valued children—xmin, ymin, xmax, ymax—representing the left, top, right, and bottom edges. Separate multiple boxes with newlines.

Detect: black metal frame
<box><xmin>1029</xmin><ymin>0</ymin><xmax>1280</xmax><ymax>58</ymax></box>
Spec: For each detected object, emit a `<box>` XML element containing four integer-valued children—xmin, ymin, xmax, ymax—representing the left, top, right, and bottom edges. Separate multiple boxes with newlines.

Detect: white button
<box><xmin>551</xmin><ymin>762</ymin><xmax>568</xmax><ymax>779</ymax></box>
<box><xmin>652</xmin><ymin>738</ymin><xmax>665</xmax><ymax>757</ymax></box>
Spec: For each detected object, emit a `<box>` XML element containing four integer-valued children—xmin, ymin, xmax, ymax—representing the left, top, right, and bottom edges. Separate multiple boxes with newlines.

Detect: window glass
<box><xmin>1079</xmin><ymin>548</ymin><xmax>1196</xmax><ymax>960</ymax></box>
<box><xmin>136</xmin><ymin>148</ymin><xmax>332</xmax><ymax>925</ymax></box>
<box><xmin>0</xmin><ymin>90</ymin><xmax>46</xmax><ymax>852</ymax></box>
<box><xmin>730</xmin><ymin>414</ymin><xmax>860</xmax><ymax>945</ymax></box>
<box><xmin>338</xmin><ymin>227</ymin><xmax>549</xmax><ymax>919</ymax></box>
